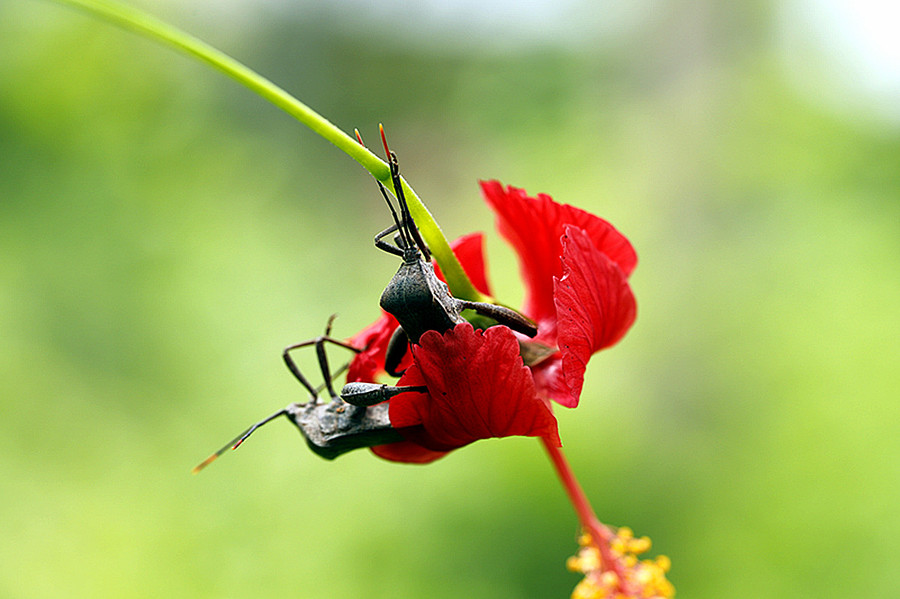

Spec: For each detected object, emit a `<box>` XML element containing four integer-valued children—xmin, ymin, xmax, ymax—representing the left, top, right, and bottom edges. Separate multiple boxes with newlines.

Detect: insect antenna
<box><xmin>191</xmin><ymin>408</ymin><xmax>288</xmax><ymax>474</ymax></box>
<box><xmin>379</xmin><ymin>124</ymin><xmax>430</xmax><ymax>260</ymax></box>
<box><xmin>356</xmin><ymin>127</ymin><xmax>411</xmax><ymax>250</ymax></box>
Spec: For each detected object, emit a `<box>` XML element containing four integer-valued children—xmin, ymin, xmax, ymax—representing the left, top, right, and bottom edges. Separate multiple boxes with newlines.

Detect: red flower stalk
<box><xmin>345</xmin><ymin>182</ymin><xmax>638</xmax><ymax>464</ymax></box>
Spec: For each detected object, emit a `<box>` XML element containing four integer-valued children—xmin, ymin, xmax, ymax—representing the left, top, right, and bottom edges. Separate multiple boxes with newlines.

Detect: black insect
<box><xmin>192</xmin><ymin>315</ymin><xmax>418</xmax><ymax>470</ymax></box>
<box><xmin>192</xmin><ymin>128</ymin><xmax>536</xmax><ymax>472</ymax></box>
<box><xmin>370</xmin><ymin>128</ymin><xmax>537</xmax><ymax>373</ymax></box>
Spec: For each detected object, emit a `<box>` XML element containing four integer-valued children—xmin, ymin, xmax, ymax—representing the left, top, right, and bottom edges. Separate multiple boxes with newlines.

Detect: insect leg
<box><xmin>340</xmin><ymin>382</ymin><xmax>428</xmax><ymax>407</ymax></box>
<box><xmin>374</xmin><ymin>222</ymin><xmax>406</xmax><ymax>257</ymax></box>
<box><xmin>457</xmin><ymin>300</ymin><xmax>538</xmax><ymax>338</ymax></box>
<box><xmin>383</xmin><ymin>326</ymin><xmax>409</xmax><ymax>377</ymax></box>
<box><xmin>283</xmin><ymin>315</ymin><xmax>361</xmax><ymax>402</ymax></box>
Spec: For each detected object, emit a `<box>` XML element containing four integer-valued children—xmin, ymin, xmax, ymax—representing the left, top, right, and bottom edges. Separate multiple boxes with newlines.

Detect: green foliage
<box><xmin>1</xmin><ymin>2</ymin><xmax>898</xmax><ymax>598</ymax></box>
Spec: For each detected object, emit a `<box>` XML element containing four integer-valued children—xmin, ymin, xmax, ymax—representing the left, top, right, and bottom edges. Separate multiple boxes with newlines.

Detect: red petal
<box><xmin>480</xmin><ymin>181</ymin><xmax>637</xmax><ymax>339</ymax></box>
<box><xmin>529</xmin><ymin>353</ymin><xmax>573</xmax><ymax>407</ymax></box>
<box><xmin>388</xmin><ymin>323</ymin><xmax>560</xmax><ymax>449</ymax></box>
<box><xmin>370</xmin><ymin>439</ymin><xmax>449</xmax><ymax>464</ymax></box>
<box><xmin>552</xmin><ymin>226</ymin><xmax>637</xmax><ymax>406</ymax></box>
<box><xmin>434</xmin><ymin>232</ymin><xmax>493</xmax><ymax>297</ymax></box>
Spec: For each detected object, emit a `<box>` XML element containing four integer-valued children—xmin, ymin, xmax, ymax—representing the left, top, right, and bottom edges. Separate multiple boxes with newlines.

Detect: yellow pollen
<box><xmin>567</xmin><ymin>526</ymin><xmax>675</xmax><ymax>599</ymax></box>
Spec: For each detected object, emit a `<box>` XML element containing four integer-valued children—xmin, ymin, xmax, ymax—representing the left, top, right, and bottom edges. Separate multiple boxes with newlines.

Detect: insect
<box><xmin>192</xmin><ymin>314</ymin><xmax>417</xmax><ymax>471</ymax></box>
<box><xmin>192</xmin><ymin>127</ymin><xmax>537</xmax><ymax>472</ymax></box>
<box><xmin>370</xmin><ymin>128</ymin><xmax>537</xmax><ymax>366</ymax></box>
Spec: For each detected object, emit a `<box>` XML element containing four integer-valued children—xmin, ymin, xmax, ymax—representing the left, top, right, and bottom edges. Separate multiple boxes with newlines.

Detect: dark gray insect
<box><xmin>192</xmin><ymin>315</ymin><xmax>422</xmax><ymax>470</ymax></box>
<box><xmin>192</xmin><ymin>130</ymin><xmax>537</xmax><ymax>472</ymax></box>
<box><xmin>370</xmin><ymin>140</ymin><xmax>537</xmax><ymax>376</ymax></box>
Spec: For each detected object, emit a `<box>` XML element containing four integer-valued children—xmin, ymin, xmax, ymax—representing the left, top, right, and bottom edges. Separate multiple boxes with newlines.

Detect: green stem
<box><xmin>49</xmin><ymin>0</ymin><xmax>483</xmax><ymax>301</ymax></box>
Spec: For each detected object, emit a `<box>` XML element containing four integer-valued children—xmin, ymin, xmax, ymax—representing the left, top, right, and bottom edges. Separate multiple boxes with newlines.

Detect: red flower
<box><xmin>347</xmin><ymin>182</ymin><xmax>637</xmax><ymax>463</ymax></box>
<box><xmin>481</xmin><ymin>181</ymin><xmax>637</xmax><ymax>407</ymax></box>
<box><xmin>372</xmin><ymin>322</ymin><xmax>560</xmax><ymax>461</ymax></box>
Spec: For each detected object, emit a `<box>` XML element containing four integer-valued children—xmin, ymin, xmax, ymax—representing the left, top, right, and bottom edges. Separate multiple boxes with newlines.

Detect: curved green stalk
<box><xmin>49</xmin><ymin>0</ymin><xmax>484</xmax><ymax>302</ymax></box>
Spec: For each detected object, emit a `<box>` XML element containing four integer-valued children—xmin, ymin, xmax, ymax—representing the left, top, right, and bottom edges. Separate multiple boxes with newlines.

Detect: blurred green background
<box><xmin>2</xmin><ymin>1</ymin><xmax>898</xmax><ymax>597</ymax></box>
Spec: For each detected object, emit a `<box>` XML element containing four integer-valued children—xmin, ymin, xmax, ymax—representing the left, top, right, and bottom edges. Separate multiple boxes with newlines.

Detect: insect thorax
<box><xmin>379</xmin><ymin>259</ymin><xmax>462</xmax><ymax>343</ymax></box>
